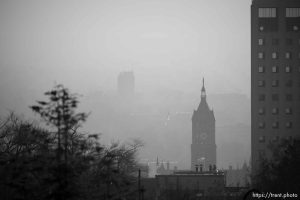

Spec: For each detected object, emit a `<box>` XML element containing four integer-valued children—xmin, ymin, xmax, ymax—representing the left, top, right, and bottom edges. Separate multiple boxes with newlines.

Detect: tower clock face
<box><xmin>200</xmin><ymin>132</ymin><xmax>208</xmax><ymax>140</ymax></box>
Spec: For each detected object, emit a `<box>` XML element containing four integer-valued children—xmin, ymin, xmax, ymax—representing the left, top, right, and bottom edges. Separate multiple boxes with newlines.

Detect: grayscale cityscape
<box><xmin>0</xmin><ymin>0</ymin><xmax>299</xmax><ymax>199</ymax></box>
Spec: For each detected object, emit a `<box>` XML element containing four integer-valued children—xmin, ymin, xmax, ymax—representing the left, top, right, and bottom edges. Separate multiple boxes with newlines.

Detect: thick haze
<box><xmin>0</xmin><ymin>0</ymin><xmax>251</xmax><ymax>171</ymax></box>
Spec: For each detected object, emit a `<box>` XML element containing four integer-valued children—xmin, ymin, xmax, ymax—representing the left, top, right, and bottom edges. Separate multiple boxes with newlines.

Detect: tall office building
<box><xmin>117</xmin><ymin>71</ymin><xmax>135</xmax><ymax>98</ymax></box>
<box><xmin>191</xmin><ymin>79</ymin><xmax>216</xmax><ymax>171</ymax></box>
<box><xmin>251</xmin><ymin>0</ymin><xmax>300</xmax><ymax>172</ymax></box>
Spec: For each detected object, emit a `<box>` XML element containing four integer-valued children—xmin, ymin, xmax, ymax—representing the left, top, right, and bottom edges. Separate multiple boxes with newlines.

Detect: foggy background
<box><xmin>0</xmin><ymin>0</ymin><xmax>251</xmax><ymax>171</ymax></box>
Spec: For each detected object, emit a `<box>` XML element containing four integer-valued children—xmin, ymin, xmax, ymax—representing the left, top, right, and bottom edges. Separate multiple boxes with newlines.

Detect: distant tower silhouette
<box><xmin>191</xmin><ymin>78</ymin><xmax>216</xmax><ymax>171</ymax></box>
<box><xmin>117</xmin><ymin>71</ymin><xmax>135</xmax><ymax>97</ymax></box>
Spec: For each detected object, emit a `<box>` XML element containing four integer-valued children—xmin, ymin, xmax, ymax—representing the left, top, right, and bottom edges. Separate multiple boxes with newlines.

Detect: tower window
<box><xmin>258</xmin><ymin>38</ymin><xmax>264</xmax><ymax>45</ymax></box>
<box><xmin>272</xmin><ymin>122</ymin><xmax>279</xmax><ymax>129</ymax></box>
<box><xmin>258</xmin><ymin>66</ymin><xmax>265</xmax><ymax>73</ymax></box>
<box><xmin>258</xmin><ymin>108</ymin><xmax>265</xmax><ymax>115</ymax></box>
<box><xmin>272</xmin><ymin>94</ymin><xmax>279</xmax><ymax>101</ymax></box>
<box><xmin>259</xmin><ymin>94</ymin><xmax>266</xmax><ymax>101</ymax></box>
<box><xmin>259</xmin><ymin>8</ymin><xmax>277</xmax><ymax>18</ymax></box>
<box><xmin>272</xmin><ymin>108</ymin><xmax>279</xmax><ymax>115</ymax></box>
<box><xmin>285</xmin><ymin>52</ymin><xmax>291</xmax><ymax>59</ymax></box>
<box><xmin>272</xmin><ymin>80</ymin><xmax>279</xmax><ymax>87</ymax></box>
<box><xmin>285</xmin><ymin>66</ymin><xmax>292</xmax><ymax>73</ymax></box>
<box><xmin>272</xmin><ymin>52</ymin><xmax>278</xmax><ymax>59</ymax></box>
<box><xmin>285</xmin><ymin>108</ymin><xmax>292</xmax><ymax>114</ymax></box>
<box><xmin>258</xmin><ymin>52</ymin><xmax>264</xmax><ymax>59</ymax></box>
<box><xmin>259</xmin><ymin>122</ymin><xmax>265</xmax><ymax>129</ymax></box>
<box><xmin>272</xmin><ymin>66</ymin><xmax>278</xmax><ymax>73</ymax></box>
<box><xmin>286</xmin><ymin>122</ymin><xmax>293</xmax><ymax>128</ymax></box>
<box><xmin>286</xmin><ymin>8</ymin><xmax>300</xmax><ymax>17</ymax></box>
<box><xmin>258</xmin><ymin>80</ymin><xmax>265</xmax><ymax>87</ymax></box>
<box><xmin>259</xmin><ymin>136</ymin><xmax>265</xmax><ymax>143</ymax></box>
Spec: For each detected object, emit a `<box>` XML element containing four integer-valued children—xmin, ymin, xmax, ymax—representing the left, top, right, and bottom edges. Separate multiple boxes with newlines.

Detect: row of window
<box><xmin>258</xmin><ymin>94</ymin><xmax>295</xmax><ymax>101</ymax></box>
<box><xmin>258</xmin><ymin>121</ymin><xmax>293</xmax><ymax>129</ymax></box>
<box><xmin>258</xmin><ymin>52</ymin><xmax>300</xmax><ymax>59</ymax></box>
<box><xmin>258</xmin><ymin>38</ymin><xmax>300</xmax><ymax>46</ymax></box>
<box><xmin>258</xmin><ymin>136</ymin><xmax>290</xmax><ymax>143</ymax></box>
<box><xmin>258</xmin><ymin>80</ymin><xmax>295</xmax><ymax>87</ymax></box>
<box><xmin>258</xmin><ymin>107</ymin><xmax>292</xmax><ymax>115</ymax></box>
<box><xmin>258</xmin><ymin>8</ymin><xmax>300</xmax><ymax>18</ymax></box>
<box><xmin>259</xmin><ymin>24</ymin><xmax>299</xmax><ymax>32</ymax></box>
<box><xmin>257</xmin><ymin>65</ymin><xmax>300</xmax><ymax>73</ymax></box>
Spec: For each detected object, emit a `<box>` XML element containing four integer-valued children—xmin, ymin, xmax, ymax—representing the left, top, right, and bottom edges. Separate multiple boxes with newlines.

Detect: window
<box><xmin>293</xmin><ymin>26</ymin><xmax>299</xmax><ymax>31</ymax></box>
<box><xmin>286</xmin><ymin>38</ymin><xmax>293</xmax><ymax>45</ymax></box>
<box><xmin>258</xmin><ymin>108</ymin><xmax>265</xmax><ymax>115</ymax></box>
<box><xmin>286</xmin><ymin>80</ymin><xmax>293</xmax><ymax>87</ymax></box>
<box><xmin>272</xmin><ymin>121</ymin><xmax>279</xmax><ymax>129</ymax></box>
<box><xmin>272</xmin><ymin>108</ymin><xmax>279</xmax><ymax>115</ymax></box>
<box><xmin>286</xmin><ymin>122</ymin><xmax>292</xmax><ymax>128</ymax></box>
<box><xmin>286</xmin><ymin>8</ymin><xmax>300</xmax><ymax>17</ymax></box>
<box><xmin>272</xmin><ymin>52</ymin><xmax>278</xmax><ymax>59</ymax></box>
<box><xmin>258</xmin><ymin>80</ymin><xmax>265</xmax><ymax>87</ymax></box>
<box><xmin>258</xmin><ymin>66</ymin><xmax>265</xmax><ymax>73</ymax></box>
<box><xmin>259</xmin><ymin>122</ymin><xmax>265</xmax><ymax>129</ymax></box>
<box><xmin>285</xmin><ymin>52</ymin><xmax>291</xmax><ymax>59</ymax></box>
<box><xmin>285</xmin><ymin>108</ymin><xmax>292</xmax><ymax>114</ymax></box>
<box><xmin>259</xmin><ymin>150</ymin><xmax>266</xmax><ymax>158</ymax></box>
<box><xmin>272</xmin><ymin>66</ymin><xmax>278</xmax><ymax>73</ymax></box>
<box><xmin>272</xmin><ymin>136</ymin><xmax>279</xmax><ymax>142</ymax></box>
<box><xmin>272</xmin><ymin>80</ymin><xmax>279</xmax><ymax>87</ymax></box>
<box><xmin>272</xmin><ymin>94</ymin><xmax>279</xmax><ymax>101</ymax></box>
<box><xmin>258</xmin><ymin>38</ymin><xmax>264</xmax><ymax>45</ymax></box>
<box><xmin>285</xmin><ymin>66</ymin><xmax>291</xmax><ymax>73</ymax></box>
<box><xmin>259</xmin><ymin>26</ymin><xmax>264</xmax><ymax>31</ymax></box>
<box><xmin>259</xmin><ymin>8</ymin><xmax>277</xmax><ymax>18</ymax></box>
<box><xmin>259</xmin><ymin>94</ymin><xmax>266</xmax><ymax>101</ymax></box>
<box><xmin>286</xmin><ymin>94</ymin><xmax>293</xmax><ymax>101</ymax></box>
<box><xmin>272</xmin><ymin>38</ymin><xmax>279</xmax><ymax>45</ymax></box>
<box><xmin>259</xmin><ymin>136</ymin><xmax>265</xmax><ymax>143</ymax></box>
<box><xmin>258</xmin><ymin>52</ymin><xmax>264</xmax><ymax>59</ymax></box>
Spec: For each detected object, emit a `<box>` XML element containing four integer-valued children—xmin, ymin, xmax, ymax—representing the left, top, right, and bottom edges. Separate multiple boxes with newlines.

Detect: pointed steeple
<box><xmin>201</xmin><ymin>78</ymin><xmax>206</xmax><ymax>100</ymax></box>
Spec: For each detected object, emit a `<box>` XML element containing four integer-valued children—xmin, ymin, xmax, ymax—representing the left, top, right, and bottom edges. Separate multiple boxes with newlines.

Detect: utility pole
<box><xmin>138</xmin><ymin>168</ymin><xmax>141</xmax><ymax>200</ymax></box>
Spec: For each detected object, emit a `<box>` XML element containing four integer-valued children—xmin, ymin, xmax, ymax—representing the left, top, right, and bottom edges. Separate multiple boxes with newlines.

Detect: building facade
<box><xmin>117</xmin><ymin>71</ymin><xmax>135</xmax><ymax>97</ymax></box>
<box><xmin>251</xmin><ymin>0</ymin><xmax>300</xmax><ymax>172</ymax></box>
<box><xmin>156</xmin><ymin>171</ymin><xmax>225</xmax><ymax>200</ymax></box>
<box><xmin>191</xmin><ymin>79</ymin><xmax>216</xmax><ymax>171</ymax></box>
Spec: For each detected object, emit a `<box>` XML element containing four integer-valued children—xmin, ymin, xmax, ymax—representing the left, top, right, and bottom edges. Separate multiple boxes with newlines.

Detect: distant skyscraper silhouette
<box><xmin>191</xmin><ymin>78</ymin><xmax>216</xmax><ymax>171</ymax></box>
<box><xmin>251</xmin><ymin>0</ymin><xmax>300</xmax><ymax>172</ymax></box>
<box><xmin>117</xmin><ymin>71</ymin><xmax>135</xmax><ymax>97</ymax></box>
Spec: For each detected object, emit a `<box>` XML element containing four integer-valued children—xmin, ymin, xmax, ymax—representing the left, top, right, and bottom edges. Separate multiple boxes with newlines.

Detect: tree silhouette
<box><xmin>252</xmin><ymin>138</ymin><xmax>300</xmax><ymax>192</ymax></box>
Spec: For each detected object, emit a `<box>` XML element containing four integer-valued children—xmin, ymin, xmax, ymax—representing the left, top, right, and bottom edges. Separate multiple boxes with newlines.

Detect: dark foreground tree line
<box><xmin>0</xmin><ymin>85</ymin><xmax>144</xmax><ymax>200</ymax></box>
<box><xmin>252</xmin><ymin>138</ymin><xmax>300</xmax><ymax>194</ymax></box>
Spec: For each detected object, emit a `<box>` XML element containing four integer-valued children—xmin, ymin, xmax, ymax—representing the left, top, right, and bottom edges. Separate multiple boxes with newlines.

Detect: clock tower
<box><xmin>191</xmin><ymin>78</ymin><xmax>216</xmax><ymax>171</ymax></box>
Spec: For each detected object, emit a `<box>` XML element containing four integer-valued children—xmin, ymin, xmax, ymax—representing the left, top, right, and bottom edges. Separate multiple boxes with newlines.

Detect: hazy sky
<box><xmin>0</xmin><ymin>0</ymin><xmax>250</xmax><ymax>103</ymax></box>
<box><xmin>0</xmin><ymin>0</ymin><xmax>251</xmax><ymax>170</ymax></box>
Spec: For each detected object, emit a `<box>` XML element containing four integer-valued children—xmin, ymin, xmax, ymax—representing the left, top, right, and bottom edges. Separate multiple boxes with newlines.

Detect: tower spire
<box><xmin>201</xmin><ymin>77</ymin><xmax>206</xmax><ymax>99</ymax></box>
